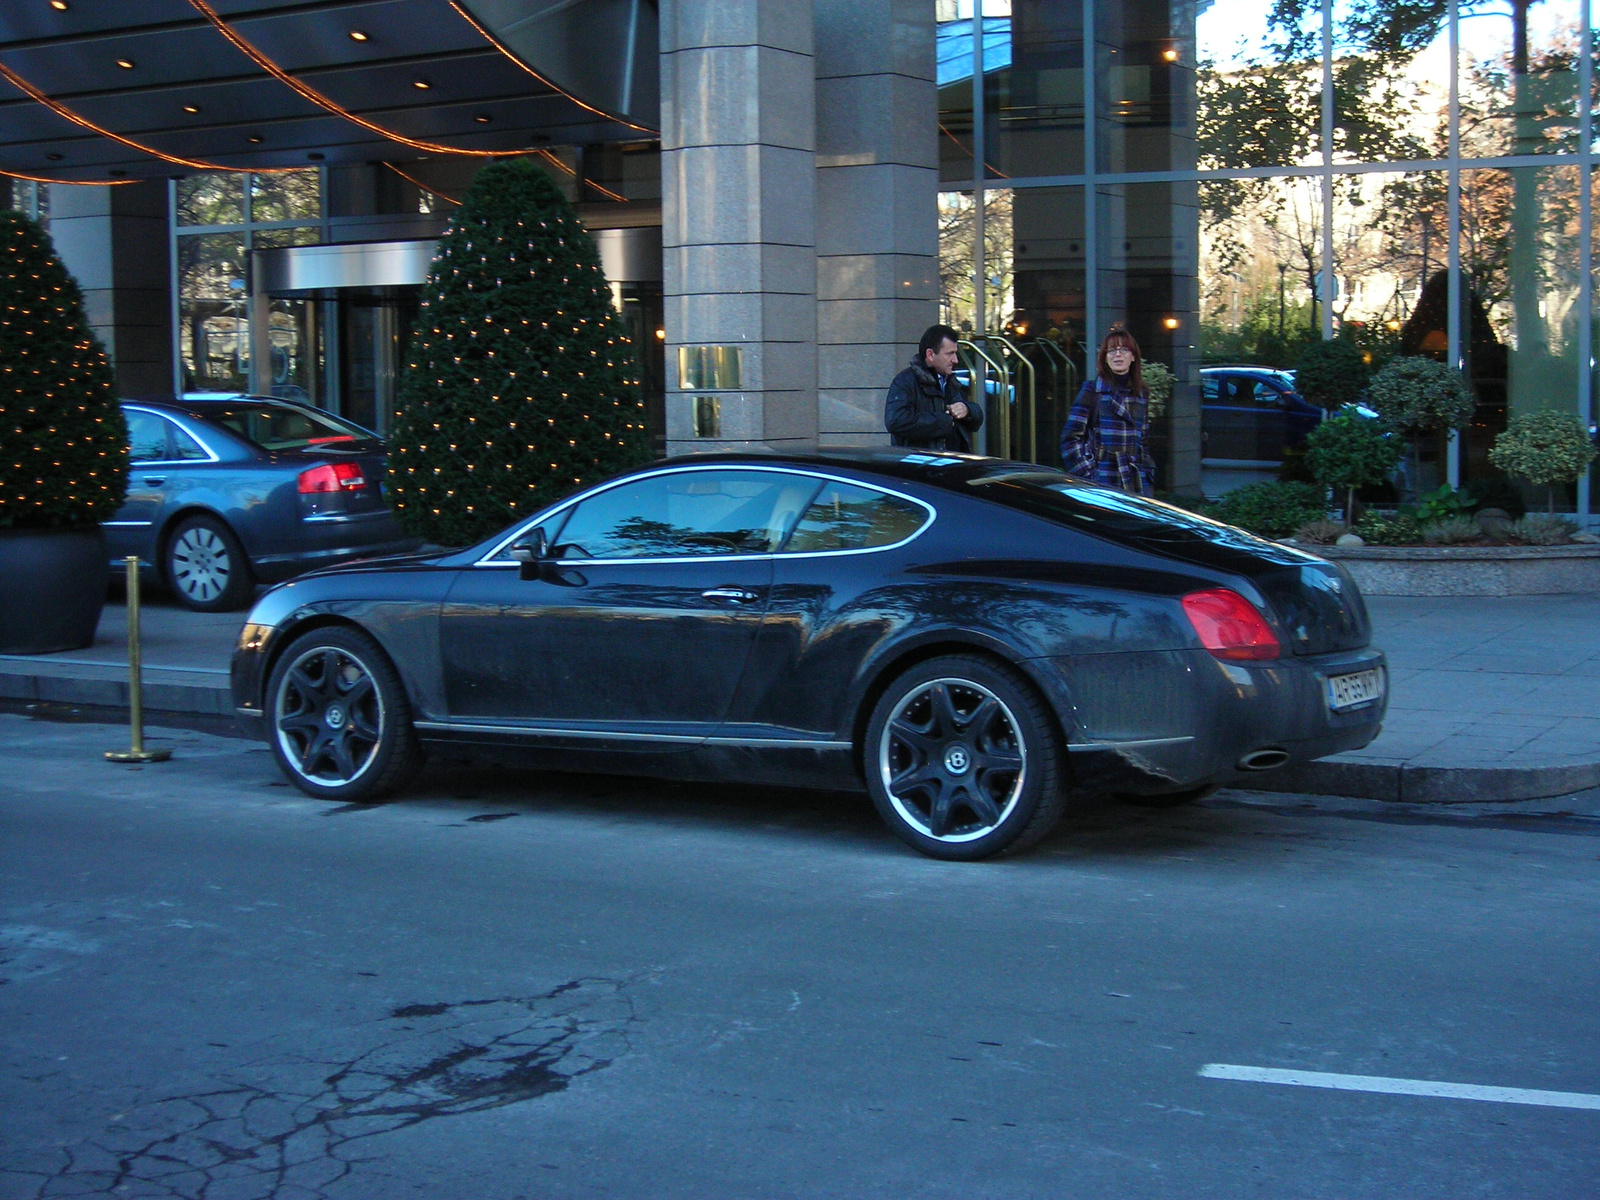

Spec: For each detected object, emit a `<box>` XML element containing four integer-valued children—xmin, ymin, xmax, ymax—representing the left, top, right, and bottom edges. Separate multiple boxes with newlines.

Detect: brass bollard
<box><xmin>106</xmin><ymin>555</ymin><xmax>171</xmax><ymax>764</ymax></box>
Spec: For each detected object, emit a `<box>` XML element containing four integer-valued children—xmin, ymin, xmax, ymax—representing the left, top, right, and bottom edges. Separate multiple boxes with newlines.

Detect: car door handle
<box><xmin>702</xmin><ymin>587</ymin><xmax>760</xmax><ymax>604</ymax></box>
<box><xmin>142</xmin><ymin>475</ymin><xmax>168</xmax><ymax>486</ymax></box>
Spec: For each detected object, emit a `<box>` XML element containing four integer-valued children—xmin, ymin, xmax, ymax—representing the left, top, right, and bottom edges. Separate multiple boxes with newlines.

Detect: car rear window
<box><xmin>969</xmin><ymin>472</ymin><xmax>1308</xmax><ymax>564</ymax></box>
<box><xmin>200</xmin><ymin>405</ymin><xmax>377</xmax><ymax>452</ymax></box>
<box><xmin>782</xmin><ymin>481</ymin><xmax>928</xmax><ymax>553</ymax></box>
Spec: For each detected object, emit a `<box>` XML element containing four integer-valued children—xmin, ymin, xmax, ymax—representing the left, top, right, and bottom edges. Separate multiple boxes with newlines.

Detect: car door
<box><xmin>438</xmin><ymin>467</ymin><xmax>821</xmax><ymax>744</ymax></box>
<box><xmin>104</xmin><ymin>408</ymin><xmax>179</xmax><ymax>566</ymax></box>
<box><xmin>726</xmin><ymin>477</ymin><xmax>937</xmax><ymax>741</ymax></box>
<box><xmin>1202</xmin><ymin>374</ymin><xmax>1254</xmax><ymax>461</ymax></box>
<box><xmin>1248</xmin><ymin>379</ymin><xmax>1292</xmax><ymax>463</ymax></box>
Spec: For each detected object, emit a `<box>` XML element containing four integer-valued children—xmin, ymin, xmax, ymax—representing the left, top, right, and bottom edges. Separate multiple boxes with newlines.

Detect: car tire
<box><xmin>164</xmin><ymin>514</ymin><xmax>253</xmax><ymax>611</ymax></box>
<box><xmin>864</xmin><ymin>654</ymin><xmax>1065</xmax><ymax>860</ymax></box>
<box><xmin>1116</xmin><ymin>784</ymin><xmax>1219</xmax><ymax>809</ymax></box>
<box><xmin>266</xmin><ymin>625</ymin><xmax>420</xmax><ymax>803</ymax></box>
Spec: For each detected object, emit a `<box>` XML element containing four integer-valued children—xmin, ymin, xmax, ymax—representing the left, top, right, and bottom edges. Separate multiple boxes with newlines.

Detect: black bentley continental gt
<box><xmin>232</xmin><ymin>452</ymin><xmax>1386</xmax><ymax>860</ymax></box>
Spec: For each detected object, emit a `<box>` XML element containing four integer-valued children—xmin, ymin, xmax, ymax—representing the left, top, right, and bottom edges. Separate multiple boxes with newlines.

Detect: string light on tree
<box><xmin>386</xmin><ymin>158</ymin><xmax>649</xmax><ymax>546</ymax></box>
<box><xmin>0</xmin><ymin>212</ymin><xmax>128</xmax><ymax>531</ymax></box>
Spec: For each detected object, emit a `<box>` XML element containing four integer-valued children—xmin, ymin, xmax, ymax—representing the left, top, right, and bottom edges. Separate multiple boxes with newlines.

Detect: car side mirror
<box><xmin>510</xmin><ymin>528</ymin><xmax>550</xmax><ymax>580</ymax></box>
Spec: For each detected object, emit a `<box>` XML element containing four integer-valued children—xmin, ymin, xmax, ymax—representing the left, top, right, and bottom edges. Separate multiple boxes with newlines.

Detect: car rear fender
<box><xmin>846</xmin><ymin>630</ymin><xmax>1077</xmax><ymax>785</ymax></box>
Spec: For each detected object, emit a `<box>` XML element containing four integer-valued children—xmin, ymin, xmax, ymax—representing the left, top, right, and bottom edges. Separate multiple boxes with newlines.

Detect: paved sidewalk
<box><xmin>1257</xmin><ymin>594</ymin><xmax>1600</xmax><ymax>803</ymax></box>
<box><xmin>3</xmin><ymin>591</ymin><xmax>1598</xmax><ymax>804</ymax></box>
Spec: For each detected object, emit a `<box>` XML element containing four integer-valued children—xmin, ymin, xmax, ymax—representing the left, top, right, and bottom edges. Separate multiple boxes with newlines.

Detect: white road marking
<box><xmin>1200</xmin><ymin>1064</ymin><xmax>1600</xmax><ymax>1111</ymax></box>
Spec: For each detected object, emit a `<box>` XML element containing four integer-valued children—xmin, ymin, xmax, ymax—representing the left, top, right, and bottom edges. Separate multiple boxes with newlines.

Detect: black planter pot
<box><xmin>0</xmin><ymin>526</ymin><xmax>110</xmax><ymax>654</ymax></box>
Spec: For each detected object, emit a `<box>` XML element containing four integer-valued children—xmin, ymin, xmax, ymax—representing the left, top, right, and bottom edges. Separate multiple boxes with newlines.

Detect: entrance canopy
<box><xmin>0</xmin><ymin>0</ymin><xmax>657</xmax><ymax>184</ymax></box>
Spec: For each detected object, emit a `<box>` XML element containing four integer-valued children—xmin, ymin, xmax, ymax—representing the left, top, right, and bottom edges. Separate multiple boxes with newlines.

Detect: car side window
<box><xmin>167</xmin><ymin>422</ymin><xmax>210</xmax><ymax>460</ymax></box>
<box><xmin>781</xmin><ymin>481</ymin><xmax>927</xmax><ymax>553</ymax></box>
<box><xmin>125</xmin><ymin>411</ymin><xmax>169</xmax><ymax>462</ymax></box>
<box><xmin>553</xmin><ymin>470</ymin><xmax>820</xmax><ymax>560</ymax></box>
<box><xmin>1201</xmin><ymin>377</ymin><xmax>1218</xmax><ymax>402</ymax></box>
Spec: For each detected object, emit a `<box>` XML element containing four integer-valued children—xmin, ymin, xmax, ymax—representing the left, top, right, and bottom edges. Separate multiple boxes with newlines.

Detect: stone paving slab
<box><xmin>4</xmin><ymin>592</ymin><xmax>1598</xmax><ymax>804</ymax></box>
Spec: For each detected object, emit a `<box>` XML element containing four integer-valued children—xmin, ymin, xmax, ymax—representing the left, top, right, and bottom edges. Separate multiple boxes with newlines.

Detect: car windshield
<box><xmin>201</xmin><ymin>405</ymin><xmax>378</xmax><ymax>452</ymax></box>
<box><xmin>968</xmin><ymin>472</ymin><xmax>1313</xmax><ymax>564</ymax></box>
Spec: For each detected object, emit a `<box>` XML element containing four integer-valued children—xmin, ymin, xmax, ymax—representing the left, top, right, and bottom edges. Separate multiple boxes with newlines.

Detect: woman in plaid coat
<box><xmin>1059</xmin><ymin>325</ymin><xmax>1156</xmax><ymax>496</ymax></box>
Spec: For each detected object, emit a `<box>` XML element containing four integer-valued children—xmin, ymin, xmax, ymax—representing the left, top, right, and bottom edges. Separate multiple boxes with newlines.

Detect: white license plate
<box><xmin>1326</xmin><ymin>668</ymin><xmax>1383</xmax><ymax>711</ymax></box>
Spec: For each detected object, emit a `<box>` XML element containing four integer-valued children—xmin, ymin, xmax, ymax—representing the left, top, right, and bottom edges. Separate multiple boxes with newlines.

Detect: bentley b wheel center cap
<box><xmin>326</xmin><ymin>705</ymin><xmax>346</xmax><ymax>730</ymax></box>
<box><xmin>943</xmin><ymin>743</ymin><xmax>972</xmax><ymax>774</ymax></box>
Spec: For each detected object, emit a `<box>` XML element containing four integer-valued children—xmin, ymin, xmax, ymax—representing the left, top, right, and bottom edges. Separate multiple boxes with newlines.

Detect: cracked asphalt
<box><xmin>1</xmin><ymin>713</ymin><xmax>1597</xmax><ymax>1199</ymax></box>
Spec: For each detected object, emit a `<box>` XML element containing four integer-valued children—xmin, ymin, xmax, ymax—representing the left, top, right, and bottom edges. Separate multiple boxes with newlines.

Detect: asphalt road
<box><xmin>2</xmin><ymin>713</ymin><xmax>1597</xmax><ymax>1200</ymax></box>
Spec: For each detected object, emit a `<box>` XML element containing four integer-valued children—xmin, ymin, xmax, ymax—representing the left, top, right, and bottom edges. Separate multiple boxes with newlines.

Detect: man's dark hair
<box><xmin>918</xmin><ymin>324</ymin><xmax>961</xmax><ymax>363</ymax></box>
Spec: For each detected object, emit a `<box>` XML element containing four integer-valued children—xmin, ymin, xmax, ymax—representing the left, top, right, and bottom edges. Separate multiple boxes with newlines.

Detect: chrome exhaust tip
<box><xmin>1238</xmin><ymin>747</ymin><xmax>1291</xmax><ymax>772</ymax></box>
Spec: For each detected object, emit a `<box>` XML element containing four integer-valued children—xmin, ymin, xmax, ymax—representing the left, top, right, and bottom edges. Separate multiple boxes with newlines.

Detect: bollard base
<box><xmin>105</xmin><ymin>748</ymin><xmax>172</xmax><ymax>763</ymax></box>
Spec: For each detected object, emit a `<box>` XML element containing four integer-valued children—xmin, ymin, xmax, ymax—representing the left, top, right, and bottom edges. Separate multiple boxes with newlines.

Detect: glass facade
<box><xmin>938</xmin><ymin>0</ymin><xmax>1599</xmax><ymax>509</ymax></box>
<box><xmin>172</xmin><ymin>169</ymin><xmax>324</xmax><ymax>401</ymax></box>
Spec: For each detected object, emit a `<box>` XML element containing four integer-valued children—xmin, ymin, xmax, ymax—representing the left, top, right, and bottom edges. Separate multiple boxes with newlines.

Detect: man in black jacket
<box><xmin>884</xmin><ymin>324</ymin><xmax>984</xmax><ymax>451</ymax></box>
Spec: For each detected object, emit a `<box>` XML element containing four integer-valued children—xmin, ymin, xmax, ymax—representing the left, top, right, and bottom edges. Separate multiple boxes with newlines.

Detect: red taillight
<box><xmin>297</xmin><ymin>462</ymin><xmax>365</xmax><ymax>493</ymax></box>
<box><xmin>1181</xmin><ymin>588</ymin><xmax>1281</xmax><ymax>661</ymax></box>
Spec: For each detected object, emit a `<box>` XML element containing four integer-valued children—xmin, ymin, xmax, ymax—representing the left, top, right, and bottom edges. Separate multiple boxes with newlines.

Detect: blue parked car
<box><xmin>1201</xmin><ymin>367</ymin><xmax>1323</xmax><ymax>466</ymax></box>
<box><xmin>108</xmin><ymin>395</ymin><xmax>418</xmax><ymax>611</ymax></box>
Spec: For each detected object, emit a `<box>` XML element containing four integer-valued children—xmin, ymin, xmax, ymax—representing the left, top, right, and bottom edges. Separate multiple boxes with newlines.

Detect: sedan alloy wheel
<box><xmin>165</xmin><ymin>515</ymin><xmax>253</xmax><ymax>611</ymax></box>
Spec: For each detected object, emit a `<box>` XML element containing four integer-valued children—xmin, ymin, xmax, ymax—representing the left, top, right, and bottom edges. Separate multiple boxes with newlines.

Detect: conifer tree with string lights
<box><xmin>387</xmin><ymin>158</ymin><xmax>650</xmax><ymax>546</ymax></box>
<box><xmin>0</xmin><ymin>210</ymin><xmax>128</xmax><ymax>530</ymax></box>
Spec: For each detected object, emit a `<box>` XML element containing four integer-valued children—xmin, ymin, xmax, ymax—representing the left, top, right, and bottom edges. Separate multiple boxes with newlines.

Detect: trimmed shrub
<box><xmin>1294</xmin><ymin>336</ymin><xmax>1369</xmax><ymax>411</ymax></box>
<box><xmin>1488</xmin><ymin>410</ymin><xmax>1597</xmax><ymax>515</ymax></box>
<box><xmin>1366</xmin><ymin>356</ymin><xmax>1475</xmax><ymax>435</ymax></box>
<box><xmin>0</xmin><ymin>211</ymin><xmax>128</xmax><ymax>529</ymax></box>
<box><xmin>387</xmin><ymin>159</ymin><xmax>651</xmax><ymax>547</ymax></box>
<box><xmin>1304</xmin><ymin>409</ymin><xmax>1403</xmax><ymax>524</ymax></box>
<box><xmin>1209</xmin><ymin>480</ymin><xmax>1328</xmax><ymax>537</ymax></box>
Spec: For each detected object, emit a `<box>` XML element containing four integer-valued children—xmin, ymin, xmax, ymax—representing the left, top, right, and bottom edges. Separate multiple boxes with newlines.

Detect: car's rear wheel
<box><xmin>865</xmin><ymin>655</ymin><xmax>1065</xmax><ymax>860</ymax></box>
<box><xmin>164</xmin><ymin>515</ymin><xmax>253</xmax><ymax>611</ymax></box>
<box><xmin>266</xmin><ymin>626</ymin><xmax>419</xmax><ymax>803</ymax></box>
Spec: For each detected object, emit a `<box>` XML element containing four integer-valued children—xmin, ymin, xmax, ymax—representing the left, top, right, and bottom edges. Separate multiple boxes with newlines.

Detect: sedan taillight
<box><xmin>298</xmin><ymin>462</ymin><xmax>366</xmax><ymax>493</ymax></box>
<box><xmin>1181</xmin><ymin>588</ymin><xmax>1281</xmax><ymax>661</ymax></box>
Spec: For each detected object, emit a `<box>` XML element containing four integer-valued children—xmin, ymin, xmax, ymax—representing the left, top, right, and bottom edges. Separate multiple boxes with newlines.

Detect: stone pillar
<box><xmin>660</xmin><ymin>0</ymin><xmax>817</xmax><ymax>452</ymax></box>
<box><xmin>48</xmin><ymin>181</ymin><xmax>174</xmax><ymax>397</ymax></box>
<box><xmin>813</xmin><ymin>0</ymin><xmax>938</xmax><ymax>448</ymax></box>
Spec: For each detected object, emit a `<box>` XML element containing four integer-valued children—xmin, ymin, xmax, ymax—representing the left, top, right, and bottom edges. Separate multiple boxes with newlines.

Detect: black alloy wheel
<box><xmin>864</xmin><ymin>654</ymin><xmax>1065</xmax><ymax>860</ymax></box>
<box><xmin>266</xmin><ymin>626</ymin><xmax>419</xmax><ymax>802</ymax></box>
<box><xmin>164</xmin><ymin>514</ymin><xmax>253</xmax><ymax>611</ymax></box>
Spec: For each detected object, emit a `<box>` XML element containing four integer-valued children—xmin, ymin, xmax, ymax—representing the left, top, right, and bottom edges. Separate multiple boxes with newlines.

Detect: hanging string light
<box><xmin>186</xmin><ymin>0</ymin><xmax>627</xmax><ymax>205</ymax></box>
<box><xmin>0</xmin><ymin>167</ymin><xmax>137</xmax><ymax>187</ymax></box>
<box><xmin>444</xmin><ymin>0</ymin><xmax>656</xmax><ymax>135</ymax></box>
<box><xmin>0</xmin><ymin>61</ymin><xmax>298</xmax><ymax>173</ymax></box>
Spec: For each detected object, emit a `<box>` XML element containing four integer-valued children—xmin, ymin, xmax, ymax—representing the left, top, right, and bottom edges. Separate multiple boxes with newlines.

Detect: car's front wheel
<box><xmin>864</xmin><ymin>654</ymin><xmax>1065</xmax><ymax>860</ymax></box>
<box><xmin>266</xmin><ymin>626</ymin><xmax>419</xmax><ymax>803</ymax></box>
<box><xmin>164</xmin><ymin>514</ymin><xmax>253</xmax><ymax>611</ymax></box>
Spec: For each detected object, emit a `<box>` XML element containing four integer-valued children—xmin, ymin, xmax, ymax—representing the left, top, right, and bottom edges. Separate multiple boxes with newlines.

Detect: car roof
<box><xmin>635</xmin><ymin>449</ymin><xmax>1062</xmax><ymax>493</ymax></box>
<box><xmin>121</xmin><ymin>394</ymin><xmax>319</xmax><ymax>419</ymax></box>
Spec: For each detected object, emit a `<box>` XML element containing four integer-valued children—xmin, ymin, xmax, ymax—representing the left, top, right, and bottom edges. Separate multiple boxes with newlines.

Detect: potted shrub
<box><xmin>1488</xmin><ymin>410</ymin><xmax>1597</xmax><ymax>516</ymax></box>
<box><xmin>1304</xmin><ymin>409</ymin><xmax>1402</xmax><ymax>525</ymax></box>
<box><xmin>1142</xmin><ymin>360</ymin><xmax>1173</xmax><ymax>421</ymax></box>
<box><xmin>0</xmin><ymin>212</ymin><xmax>129</xmax><ymax>653</ymax></box>
<box><xmin>388</xmin><ymin>158</ymin><xmax>651</xmax><ymax>547</ymax></box>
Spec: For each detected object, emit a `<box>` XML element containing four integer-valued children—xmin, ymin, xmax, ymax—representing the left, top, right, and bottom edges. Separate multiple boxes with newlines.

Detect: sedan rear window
<box><xmin>201</xmin><ymin>405</ymin><xmax>377</xmax><ymax>452</ymax></box>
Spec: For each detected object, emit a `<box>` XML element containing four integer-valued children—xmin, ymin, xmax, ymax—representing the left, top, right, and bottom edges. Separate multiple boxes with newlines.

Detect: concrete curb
<box><xmin>0</xmin><ymin>661</ymin><xmax>232</xmax><ymax>717</ymax></box>
<box><xmin>1245</xmin><ymin>758</ymin><xmax>1600</xmax><ymax>804</ymax></box>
